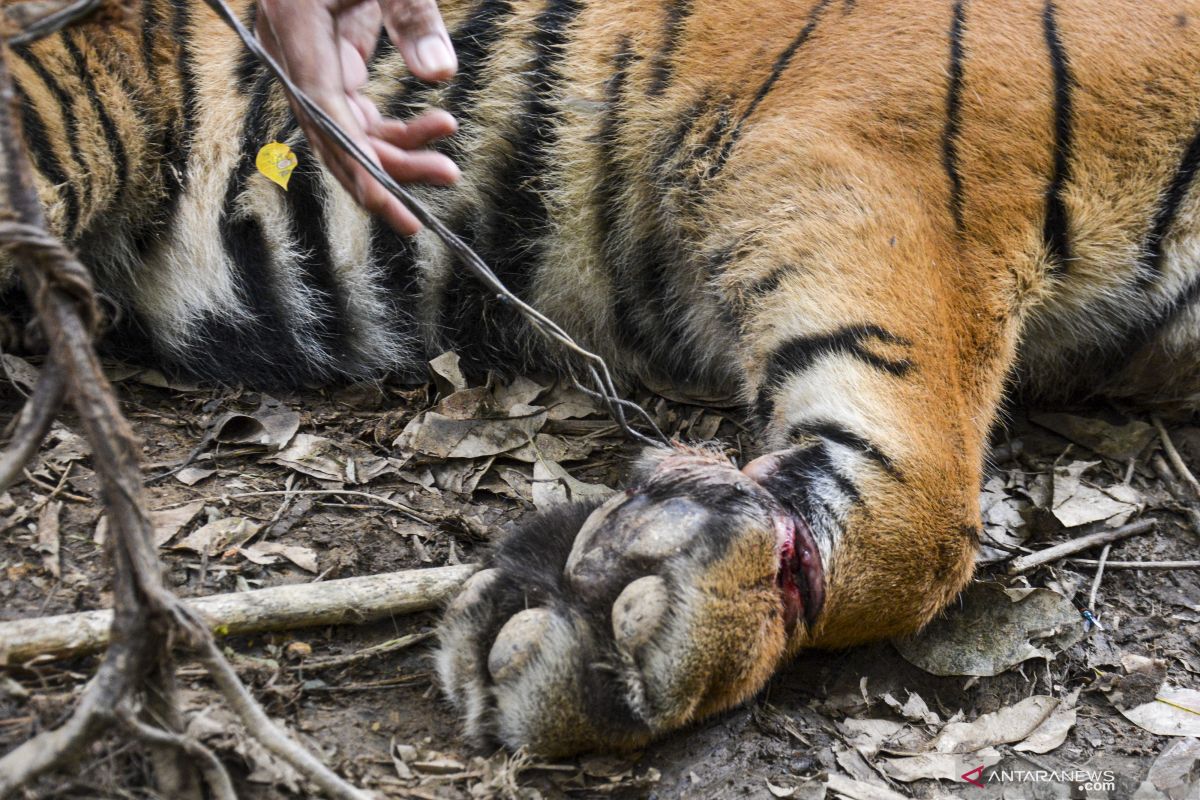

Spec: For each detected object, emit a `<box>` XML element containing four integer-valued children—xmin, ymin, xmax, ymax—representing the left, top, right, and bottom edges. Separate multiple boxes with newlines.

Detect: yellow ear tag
<box><xmin>255</xmin><ymin>141</ymin><xmax>298</xmax><ymax>190</ymax></box>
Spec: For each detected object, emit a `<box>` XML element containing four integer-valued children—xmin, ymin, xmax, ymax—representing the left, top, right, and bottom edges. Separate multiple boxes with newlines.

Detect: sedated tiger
<box><xmin>6</xmin><ymin>0</ymin><xmax>1200</xmax><ymax>756</ymax></box>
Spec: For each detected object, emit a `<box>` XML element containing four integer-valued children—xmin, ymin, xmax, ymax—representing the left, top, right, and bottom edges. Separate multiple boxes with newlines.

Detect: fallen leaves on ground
<box><xmin>1116</xmin><ymin>686</ymin><xmax>1200</xmax><ymax>737</ymax></box>
<box><xmin>1051</xmin><ymin>460</ymin><xmax>1143</xmax><ymax>527</ymax></box>
<box><xmin>895</xmin><ymin>582</ymin><xmax>1084</xmax><ymax>677</ymax></box>
<box><xmin>171</xmin><ymin>516</ymin><xmax>261</xmax><ymax>556</ymax></box>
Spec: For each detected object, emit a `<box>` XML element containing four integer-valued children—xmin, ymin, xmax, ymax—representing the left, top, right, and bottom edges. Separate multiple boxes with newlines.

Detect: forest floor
<box><xmin>1</xmin><ymin>354</ymin><xmax>1198</xmax><ymax>799</ymax></box>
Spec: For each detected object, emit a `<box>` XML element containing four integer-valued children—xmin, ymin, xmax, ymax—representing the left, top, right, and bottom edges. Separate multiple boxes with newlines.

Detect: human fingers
<box><xmin>379</xmin><ymin>0</ymin><xmax>457</xmax><ymax>81</ymax></box>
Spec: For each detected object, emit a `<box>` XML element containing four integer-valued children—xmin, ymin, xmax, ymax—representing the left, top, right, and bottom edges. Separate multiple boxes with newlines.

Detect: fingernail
<box><xmin>415</xmin><ymin>35</ymin><xmax>456</xmax><ymax>76</ymax></box>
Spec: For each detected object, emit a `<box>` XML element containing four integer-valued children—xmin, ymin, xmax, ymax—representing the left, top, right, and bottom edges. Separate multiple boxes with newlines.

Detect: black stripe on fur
<box><xmin>655</xmin><ymin>89</ymin><xmax>714</xmax><ymax>189</ymax></box>
<box><xmin>437</xmin><ymin>0</ymin><xmax>583</xmax><ymax>375</ymax></box>
<box><xmin>787</xmin><ymin>419</ymin><xmax>901</xmax><ymax>479</ymax></box>
<box><xmin>62</xmin><ymin>33</ymin><xmax>128</xmax><ymax>202</ymax></box>
<box><xmin>756</xmin><ymin>325</ymin><xmax>912</xmax><ymax>423</ymax></box>
<box><xmin>1041</xmin><ymin>0</ymin><xmax>1074</xmax><ymax>273</ymax></box>
<box><xmin>13</xmin><ymin>83</ymin><xmax>79</xmax><ymax>237</ymax></box>
<box><xmin>164</xmin><ymin>0</ymin><xmax>199</xmax><ymax>200</ymax></box>
<box><xmin>443</xmin><ymin>0</ymin><xmax>514</xmax><ymax>124</ymax></box>
<box><xmin>11</xmin><ymin>44</ymin><xmax>90</xmax><ymax>233</ymax></box>
<box><xmin>140</xmin><ymin>0</ymin><xmax>161</xmax><ymax>76</ymax></box>
<box><xmin>760</xmin><ymin>442</ymin><xmax>862</xmax><ymax>520</ymax></box>
<box><xmin>706</xmin><ymin>0</ymin><xmax>833</xmax><ymax>180</ymax></box>
<box><xmin>942</xmin><ymin>0</ymin><xmax>968</xmax><ymax>233</ymax></box>
<box><xmin>647</xmin><ymin>0</ymin><xmax>693</xmax><ymax>97</ymax></box>
<box><xmin>1137</xmin><ymin>121</ymin><xmax>1200</xmax><ymax>286</ymax></box>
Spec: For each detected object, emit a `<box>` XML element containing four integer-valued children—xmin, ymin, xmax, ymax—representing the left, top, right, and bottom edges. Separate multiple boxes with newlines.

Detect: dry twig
<box><xmin>1067</xmin><ymin>559</ymin><xmax>1200</xmax><ymax>570</ymax></box>
<box><xmin>1086</xmin><ymin>543</ymin><xmax>1111</xmax><ymax>612</ymax></box>
<box><xmin>293</xmin><ymin>631</ymin><xmax>433</xmax><ymax>673</ymax></box>
<box><xmin>1151</xmin><ymin>453</ymin><xmax>1200</xmax><ymax>540</ymax></box>
<box><xmin>1152</xmin><ymin>415</ymin><xmax>1200</xmax><ymax>496</ymax></box>
<box><xmin>0</xmin><ymin>565</ymin><xmax>475</xmax><ymax>664</ymax></box>
<box><xmin>1006</xmin><ymin>519</ymin><xmax>1156</xmax><ymax>575</ymax></box>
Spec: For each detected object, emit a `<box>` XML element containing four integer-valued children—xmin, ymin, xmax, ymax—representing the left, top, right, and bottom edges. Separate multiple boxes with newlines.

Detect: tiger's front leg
<box><xmin>436</xmin><ymin>171</ymin><xmax>1011</xmax><ymax>755</ymax></box>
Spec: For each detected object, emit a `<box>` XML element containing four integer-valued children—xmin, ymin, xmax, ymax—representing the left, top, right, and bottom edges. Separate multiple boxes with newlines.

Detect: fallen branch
<box><xmin>1006</xmin><ymin>519</ymin><xmax>1156</xmax><ymax>575</ymax></box>
<box><xmin>0</xmin><ymin>564</ymin><xmax>475</xmax><ymax>664</ymax></box>
<box><xmin>223</xmin><ymin>488</ymin><xmax>440</xmax><ymax>525</ymax></box>
<box><xmin>1152</xmin><ymin>415</ymin><xmax>1200</xmax><ymax>497</ymax></box>
<box><xmin>1150</xmin><ymin>454</ymin><xmax>1200</xmax><ymax>540</ymax></box>
<box><xmin>1067</xmin><ymin>559</ymin><xmax>1200</xmax><ymax>570</ymax></box>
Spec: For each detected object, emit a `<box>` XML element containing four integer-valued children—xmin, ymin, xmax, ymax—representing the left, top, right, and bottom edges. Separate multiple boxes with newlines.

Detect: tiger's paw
<box><xmin>435</xmin><ymin>446</ymin><xmax>825</xmax><ymax>756</ymax></box>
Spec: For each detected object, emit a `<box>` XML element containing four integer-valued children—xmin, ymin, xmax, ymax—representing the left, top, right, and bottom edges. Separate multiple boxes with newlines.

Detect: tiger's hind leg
<box><xmin>435</xmin><ymin>149</ymin><xmax>1020</xmax><ymax>754</ymax></box>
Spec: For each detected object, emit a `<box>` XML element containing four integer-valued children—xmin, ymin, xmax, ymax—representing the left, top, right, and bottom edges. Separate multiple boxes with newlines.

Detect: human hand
<box><xmin>256</xmin><ymin>0</ymin><xmax>461</xmax><ymax>234</ymax></box>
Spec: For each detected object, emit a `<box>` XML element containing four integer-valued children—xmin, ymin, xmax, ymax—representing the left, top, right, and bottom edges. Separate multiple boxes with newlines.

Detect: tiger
<box><xmin>6</xmin><ymin>0</ymin><xmax>1200</xmax><ymax>758</ymax></box>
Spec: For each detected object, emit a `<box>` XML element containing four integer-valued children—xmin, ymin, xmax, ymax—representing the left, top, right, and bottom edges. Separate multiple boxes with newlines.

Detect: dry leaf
<box><xmin>833</xmin><ymin>744</ymin><xmax>886</xmax><ymax>787</ymax></box>
<box><xmin>932</xmin><ymin>696</ymin><xmax>1059</xmax><ymax>753</ymax></box>
<box><xmin>823</xmin><ymin>774</ymin><xmax>910</xmax><ymax>800</ymax></box>
<box><xmin>435</xmin><ymin>386</ymin><xmax>494</xmax><ymax>420</ymax></box>
<box><xmin>1051</xmin><ymin>461</ymin><xmax>1142</xmax><ymax>527</ymax></box>
<box><xmin>134</xmin><ymin>369</ymin><xmax>201</xmax><ymax>392</ymax></box>
<box><xmin>881</xmin><ymin>691</ymin><xmax>941</xmax><ymax>727</ymax></box>
<box><xmin>1013</xmin><ymin>689</ymin><xmax>1079</xmax><ymax>753</ymax></box>
<box><xmin>431</xmin><ymin>457</ymin><xmax>494</xmax><ymax>495</ymax></box>
<box><xmin>151</xmin><ymin>501</ymin><xmax>206</xmax><ymax>547</ymax></box>
<box><xmin>211</xmin><ymin>399</ymin><xmax>300</xmax><ymax>451</ymax></box>
<box><xmin>838</xmin><ymin>717</ymin><xmax>925</xmax><ymax>758</ymax></box>
<box><xmin>173</xmin><ymin>517</ymin><xmax>261</xmax><ymax>556</ymax></box>
<box><xmin>1032</xmin><ymin>412</ymin><xmax>1157</xmax><ymax>461</ymax></box>
<box><xmin>493</xmin><ymin>375</ymin><xmax>547</xmax><ymax>411</ymax></box>
<box><xmin>36</xmin><ymin>500</ymin><xmax>61</xmax><ymax>578</ymax></box>
<box><xmin>429</xmin><ymin>351</ymin><xmax>468</xmax><ymax>395</ymax></box>
<box><xmin>175</xmin><ymin>467</ymin><xmax>216</xmax><ymax>486</ymax></box>
<box><xmin>542</xmin><ymin>384</ymin><xmax>602</xmax><ymax>420</ymax></box>
<box><xmin>1102</xmin><ymin>655</ymin><xmax>1168</xmax><ymax>710</ymax></box>
<box><xmin>268</xmin><ymin>434</ymin><xmax>347</xmax><ymax>482</ymax></box>
<box><xmin>239</xmin><ymin>541</ymin><xmax>318</xmax><ymax>573</ymax></box>
<box><xmin>532</xmin><ymin>458</ymin><xmax>614</xmax><ymax>508</ymax></box>
<box><xmin>1117</xmin><ymin>686</ymin><xmax>1200</xmax><ymax>737</ymax></box>
<box><xmin>881</xmin><ymin>748</ymin><xmax>1002</xmax><ymax>783</ymax></box>
<box><xmin>397</xmin><ymin>409</ymin><xmax>547</xmax><ymax>460</ymax></box>
<box><xmin>508</xmin><ymin>432</ymin><xmax>595</xmax><ymax>463</ymax></box>
<box><xmin>979</xmin><ymin>476</ymin><xmax>1031</xmax><ymax>562</ymax></box>
<box><xmin>1146</xmin><ymin>737</ymin><xmax>1200</xmax><ymax>799</ymax></box>
<box><xmin>2</xmin><ymin>353</ymin><xmax>39</xmax><ymax>392</ymax></box>
<box><xmin>186</xmin><ymin>705</ymin><xmax>303</xmax><ymax>792</ymax></box>
<box><xmin>896</xmin><ymin>582</ymin><xmax>1084</xmax><ymax>677</ymax></box>
<box><xmin>43</xmin><ymin>425</ymin><xmax>89</xmax><ymax>465</ymax></box>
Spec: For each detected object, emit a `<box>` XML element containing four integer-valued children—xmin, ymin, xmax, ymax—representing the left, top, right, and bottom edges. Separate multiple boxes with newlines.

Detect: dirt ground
<box><xmin>1</xmin><ymin>358</ymin><xmax>1198</xmax><ymax>799</ymax></box>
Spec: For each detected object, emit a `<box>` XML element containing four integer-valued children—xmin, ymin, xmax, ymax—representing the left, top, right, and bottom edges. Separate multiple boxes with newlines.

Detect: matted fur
<box><xmin>7</xmin><ymin>0</ymin><xmax>1200</xmax><ymax>753</ymax></box>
